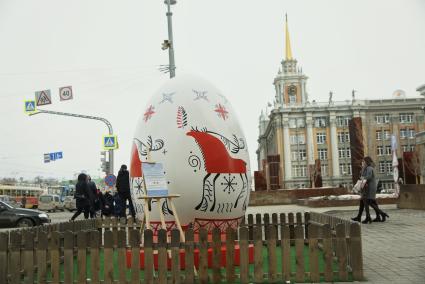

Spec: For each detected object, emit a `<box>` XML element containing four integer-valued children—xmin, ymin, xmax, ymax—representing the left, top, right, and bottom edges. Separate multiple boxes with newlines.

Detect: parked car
<box><xmin>0</xmin><ymin>201</ymin><xmax>50</xmax><ymax>228</ymax></box>
<box><xmin>63</xmin><ymin>196</ymin><xmax>76</xmax><ymax>211</ymax></box>
<box><xmin>38</xmin><ymin>194</ymin><xmax>64</xmax><ymax>212</ymax></box>
<box><xmin>0</xmin><ymin>195</ymin><xmax>19</xmax><ymax>207</ymax></box>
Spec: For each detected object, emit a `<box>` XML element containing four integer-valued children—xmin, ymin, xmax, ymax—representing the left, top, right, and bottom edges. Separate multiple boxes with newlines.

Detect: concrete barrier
<box><xmin>398</xmin><ymin>184</ymin><xmax>425</xmax><ymax>210</ymax></box>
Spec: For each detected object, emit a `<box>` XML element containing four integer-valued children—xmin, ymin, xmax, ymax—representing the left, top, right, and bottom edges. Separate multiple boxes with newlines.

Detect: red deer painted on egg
<box><xmin>186</xmin><ymin>130</ymin><xmax>248</xmax><ymax>212</ymax></box>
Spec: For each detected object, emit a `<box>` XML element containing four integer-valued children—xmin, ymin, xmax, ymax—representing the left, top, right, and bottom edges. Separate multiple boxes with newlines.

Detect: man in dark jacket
<box><xmin>70</xmin><ymin>173</ymin><xmax>90</xmax><ymax>221</ymax></box>
<box><xmin>116</xmin><ymin>164</ymin><xmax>135</xmax><ymax>219</ymax></box>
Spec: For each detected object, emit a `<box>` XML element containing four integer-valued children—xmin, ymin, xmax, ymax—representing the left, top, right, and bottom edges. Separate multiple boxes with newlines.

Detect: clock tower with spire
<box><xmin>274</xmin><ymin>15</ymin><xmax>308</xmax><ymax>107</ymax></box>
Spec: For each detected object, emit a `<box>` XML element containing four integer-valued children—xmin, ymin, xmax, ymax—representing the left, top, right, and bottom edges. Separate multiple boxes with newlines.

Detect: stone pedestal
<box><xmin>398</xmin><ymin>184</ymin><xmax>425</xmax><ymax>210</ymax></box>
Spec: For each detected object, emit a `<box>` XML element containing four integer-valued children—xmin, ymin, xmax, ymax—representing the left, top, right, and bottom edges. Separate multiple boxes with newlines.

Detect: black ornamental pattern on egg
<box><xmin>133</xmin><ymin>136</ymin><xmax>165</xmax><ymax>158</ymax></box>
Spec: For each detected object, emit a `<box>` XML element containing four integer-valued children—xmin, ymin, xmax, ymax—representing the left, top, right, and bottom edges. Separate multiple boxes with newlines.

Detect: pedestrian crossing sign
<box><xmin>103</xmin><ymin>135</ymin><xmax>118</xmax><ymax>150</ymax></box>
<box><xmin>24</xmin><ymin>100</ymin><xmax>37</xmax><ymax>114</ymax></box>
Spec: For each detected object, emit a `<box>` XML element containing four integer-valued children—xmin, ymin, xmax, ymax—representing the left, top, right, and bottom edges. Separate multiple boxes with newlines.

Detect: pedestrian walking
<box><xmin>116</xmin><ymin>164</ymin><xmax>136</xmax><ymax>219</ymax></box>
<box><xmin>70</xmin><ymin>173</ymin><xmax>91</xmax><ymax>221</ymax></box>
<box><xmin>87</xmin><ymin>175</ymin><xmax>100</xmax><ymax>218</ymax></box>
<box><xmin>351</xmin><ymin>156</ymin><xmax>389</xmax><ymax>223</ymax></box>
<box><xmin>21</xmin><ymin>194</ymin><xmax>27</xmax><ymax>208</ymax></box>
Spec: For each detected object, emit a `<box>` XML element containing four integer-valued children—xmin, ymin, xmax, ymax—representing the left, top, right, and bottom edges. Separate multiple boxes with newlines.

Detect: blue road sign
<box><xmin>24</xmin><ymin>100</ymin><xmax>36</xmax><ymax>113</ymax></box>
<box><xmin>49</xmin><ymin>153</ymin><xmax>56</xmax><ymax>161</ymax></box>
<box><xmin>55</xmin><ymin>152</ymin><xmax>63</xmax><ymax>159</ymax></box>
<box><xmin>104</xmin><ymin>174</ymin><xmax>116</xmax><ymax>187</ymax></box>
<box><xmin>103</xmin><ymin>135</ymin><xmax>118</xmax><ymax>150</ymax></box>
<box><xmin>46</xmin><ymin>152</ymin><xmax>63</xmax><ymax>162</ymax></box>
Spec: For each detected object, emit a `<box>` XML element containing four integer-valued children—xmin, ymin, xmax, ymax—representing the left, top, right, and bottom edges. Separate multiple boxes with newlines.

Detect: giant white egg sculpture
<box><xmin>130</xmin><ymin>74</ymin><xmax>251</xmax><ymax>232</ymax></box>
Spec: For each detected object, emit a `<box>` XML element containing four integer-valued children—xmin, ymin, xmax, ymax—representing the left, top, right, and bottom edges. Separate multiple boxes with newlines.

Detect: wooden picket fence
<box><xmin>0</xmin><ymin>212</ymin><xmax>363</xmax><ymax>283</ymax></box>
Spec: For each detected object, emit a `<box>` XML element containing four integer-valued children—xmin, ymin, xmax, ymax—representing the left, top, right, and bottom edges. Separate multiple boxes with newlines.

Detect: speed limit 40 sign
<box><xmin>59</xmin><ymin>86</ymin><xmax>73</xmax><ymax>101</ymax></box>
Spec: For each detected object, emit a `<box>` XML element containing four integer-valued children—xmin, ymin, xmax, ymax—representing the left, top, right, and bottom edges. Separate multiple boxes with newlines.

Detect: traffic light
<box><xmin>100</xmin><ymin>151</ymin><xmax>109</xmax><ymax>174</ymax></box>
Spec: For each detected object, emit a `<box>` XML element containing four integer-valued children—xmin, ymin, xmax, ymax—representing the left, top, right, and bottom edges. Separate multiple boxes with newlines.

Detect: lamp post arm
<box><xmin>29</xmin><ymin>109</ymin><xmax>115</xmax><ymax>174</ymax></box>
<box><xmin>29</xmin><ymin>109</ymin><xmax>113</xmax><ymax>134</ymax></box>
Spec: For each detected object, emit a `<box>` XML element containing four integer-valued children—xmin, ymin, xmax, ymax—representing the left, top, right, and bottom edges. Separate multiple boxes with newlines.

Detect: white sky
<box><xmin>0</xmin><ymin>0</ymin><xmax>424</xmax><ymax>180</ymax></box>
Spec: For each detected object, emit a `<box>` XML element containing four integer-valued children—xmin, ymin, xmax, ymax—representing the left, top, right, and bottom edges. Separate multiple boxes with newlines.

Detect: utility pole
<box><xmin>160</xmin><ymin>0</ymin><xmax>177</xmax><ymax>78</ymax></box>
<box><xmin>29</xmin><ymin>109</ymin><xmax>115</xmax><ymax>175</ymax></box>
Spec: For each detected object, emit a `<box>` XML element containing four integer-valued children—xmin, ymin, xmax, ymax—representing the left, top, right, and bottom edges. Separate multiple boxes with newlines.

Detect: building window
<box><xmin>339</xmin><ymin>164</ymin><xmax>344</xmax><ymax>175</ymax></box>
<box><xmin>339</xmin><ymin>164</ymin><xmax>352</xmax><ymax>175</ymax></box>
<box><xmin>338</xmin><ymin>131</ymin><xmax>350</xmax><ymax>143</ymax></box>
<box><xmin>401</xmin><ymin>128</ymin><xmax>415</xmax><ymax>139</ymax></box>
<box><xmin>291</xmin><ymin>150</ymin><xmax>307</xmax><ymax>161</ymax></box>
<box><xmin>385</xmin><ymin>146</ymin><xmax>392</xmax><ymax>155</ymax></box>
<box><xmin>314</xmin><ymin>117</ymin><xmax>327</xmax><ymax>128</ymax></box>
<box><xmin>316</xmin><ymin>132</ymin><xmax>326</xmax><ymax>144</ymax></box>
<box><xmin>400</xmin><ymin>113</ymin><xmax>413</xmax><ymax>123</ymax></box>
<box><xmin>321</xmin><ymin>165</ymin><xmax>328</xmax><ymax>177</ymax></box>
<box><xmin>402</xmin><ymin>145</ymin><xmax>415</xmax><ymax>152</ymax></box>
<box><xmin>375</xmin><ymin>114</ymin><xmax>390</xmax><ymax>124</ymax></box>
<box><xmin>336</xmin><ymin>116</ymin><xmax>351</xmax><ymax>127</ymax></box>
<box><xmin>377</xmin><ymin>146</ymin><xmax>383</xmax><ymax>156</ymax></box>
<box><xmin>339</xmin><ymin>148</ymin><xmax>346</xmax><ymax>158</ymax></box>
<box><xmin>318</xmin><ymin>149</ymin><xmax>328</xmax><ymax>160</ymax></box>
<box><xmin>338</xmin><ymin>147</ymin><xmax>351</xmax><ymax>158</ymax></box>
<box><xmin>338</xmin><ymin>148</ymin><xmax>351</xmax><ymax>159</ymax></box>
<box><xmin>384</xmin><ymin>130</ymin><xmax>391</xmax><ymax>140</ymax></box>
<box><xmin>291</xmin><ymin>151</ymin><xmax>298</xmax><ymax>161</ymax></box>
<box><xmin>290</xmin><ymin>134</ymin><xmax>305</xmax><ymax>145</ymax></box>
<box><xmin>379</xmin><ymin>162</ymin><xmax>385</xmax><ymax>173</ymax></box>
<box><xmin>289</xmin><ymin>118</ymin><xmax>306</xmax><ymax>129</ymax></box>
<box><xmin>386</xmin><ymin>162</ymin><xmax>393</xmax><ymax>174</ymax></box>
<box><xmin>299</xmin><ymin>149</ymin><xmax>306</xmax><ymax>160</ymax></box>
<box><xmin>376</xmin><ymin>131</ymin><xmax>382</xmax><ymax>140</ymax></box>
<box><xmin>292</xmin><ymin>165</ymin><xmax>307</xmax><ymax>177</ymax></box>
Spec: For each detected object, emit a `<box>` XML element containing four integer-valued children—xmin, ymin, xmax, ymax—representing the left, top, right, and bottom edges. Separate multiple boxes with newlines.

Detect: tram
<box><xmin>0</xmin><ymin>184</ymin><xmax>46</xmax><ymax>208</ymax></box>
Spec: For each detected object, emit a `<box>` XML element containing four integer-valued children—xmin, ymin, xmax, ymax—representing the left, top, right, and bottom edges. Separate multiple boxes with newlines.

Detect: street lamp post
<box><xmin>29</xmin><ymin>109</ymin><xmax>115</xmax><ymax>175</ymax></box>
<box><xmin>164</xmin><ymin>0</ymin><xmax>176</xmax><ymax>78</ymax></box>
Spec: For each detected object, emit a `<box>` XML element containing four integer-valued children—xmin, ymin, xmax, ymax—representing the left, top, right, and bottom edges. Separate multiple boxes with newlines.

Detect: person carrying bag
<box><xmin>351</xmin><ymin>157</ymin><xmax>389</xmax><ymax>223</ymax></box>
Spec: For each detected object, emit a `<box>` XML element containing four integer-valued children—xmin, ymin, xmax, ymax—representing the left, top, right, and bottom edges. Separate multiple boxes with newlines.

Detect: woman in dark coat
<box><xmin>70</xmin><ymin>173</ymin><xmax>91</xmax><ymax>221</ymax></box>
<box><xmin>351</xmin><ymin>157</ymin><xmax>389</xmax><ymax>223</ymax></box>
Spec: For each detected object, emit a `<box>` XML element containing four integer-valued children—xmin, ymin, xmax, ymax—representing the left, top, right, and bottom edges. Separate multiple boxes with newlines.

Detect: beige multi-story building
<box><xmin>256</xmin><ymin>20</ymin><xmax>425</xmax><ymax>190</ymax></box>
